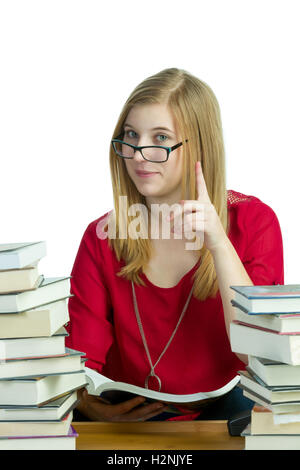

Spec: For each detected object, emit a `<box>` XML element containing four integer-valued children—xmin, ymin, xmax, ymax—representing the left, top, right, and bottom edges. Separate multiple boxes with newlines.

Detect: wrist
<box><xmin>76</xmin><ymin>388</ymin><xmax>89</xmax><ymax>416</ymax></box>
<box><xmin>76</xmin><ymin>388</ymin><xmax>100</xmax><ymax>420</ymax></box>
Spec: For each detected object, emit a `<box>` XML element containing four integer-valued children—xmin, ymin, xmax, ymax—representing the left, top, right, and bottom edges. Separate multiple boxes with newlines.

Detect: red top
<box><xmin>65</xmin><ymin>190</ymin><xmax>284</xmax><ymax>399</ymax></box>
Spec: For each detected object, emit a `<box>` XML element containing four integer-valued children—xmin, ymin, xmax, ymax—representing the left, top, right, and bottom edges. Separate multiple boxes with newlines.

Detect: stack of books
<box><xmin>0</xmin><ymin>242</ymin><xmax>87</xmax><ymax>450</ymax></box>
<box><xmin>230</xmin><ymin>284</ymin><xmax>300</xmax><ymax>450</ymax></box>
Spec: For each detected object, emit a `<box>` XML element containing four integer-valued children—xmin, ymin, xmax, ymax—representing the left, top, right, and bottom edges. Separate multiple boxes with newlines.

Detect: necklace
<box><xmin>131</xmin><ymin>279</ymin><xmax>195</xmax><ymax>392</ymax></box>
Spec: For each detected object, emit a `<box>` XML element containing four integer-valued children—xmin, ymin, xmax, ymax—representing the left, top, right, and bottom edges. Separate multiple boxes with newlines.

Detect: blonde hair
<box><xmin>105</xmin><ymin>68</ymin><xmax>229</xmax><ymax>301</ymax></box>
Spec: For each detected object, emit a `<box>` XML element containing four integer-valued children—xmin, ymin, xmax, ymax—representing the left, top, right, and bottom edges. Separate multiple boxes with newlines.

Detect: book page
<box><xmin>85</xmin><ymin>367</ymin><xmax>114</xmax><ymax>394</ymax></box>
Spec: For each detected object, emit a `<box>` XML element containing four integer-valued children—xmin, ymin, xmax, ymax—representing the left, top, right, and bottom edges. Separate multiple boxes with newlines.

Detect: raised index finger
<box><xmin>196</xmin><ymin>161</ymin><xmax>210</xmax><ymax>203</ymax></box>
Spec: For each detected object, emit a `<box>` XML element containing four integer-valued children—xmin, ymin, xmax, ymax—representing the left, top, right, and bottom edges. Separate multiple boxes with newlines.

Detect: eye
<box><xmin>125</xmin><ymin>130</ymin><xmax>137</xmax><ymax>139</ymax></box>
<box><xmin>157</xmin><ymin>134</ymin><xmax>168</xmax><ymax>143</ymax></box>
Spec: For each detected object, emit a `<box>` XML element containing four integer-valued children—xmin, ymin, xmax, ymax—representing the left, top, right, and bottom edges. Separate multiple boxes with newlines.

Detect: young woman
<box><xmin>65</xmin><ymin>68</ymin><xmax>284</xmax><ymax>422</ymax></box>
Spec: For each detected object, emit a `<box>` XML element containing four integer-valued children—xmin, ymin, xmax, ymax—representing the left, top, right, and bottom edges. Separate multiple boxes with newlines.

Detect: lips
<box><xmin>135</xmin><ymin>170</ymin><xmax>159</xmax><ymax>176</ymax></box>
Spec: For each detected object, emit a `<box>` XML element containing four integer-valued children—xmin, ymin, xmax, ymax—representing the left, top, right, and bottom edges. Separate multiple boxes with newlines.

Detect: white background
<box><xmin>0</xmin><ymin>0</ymin><xmax>299</xmax><ymax>283</ymax></box>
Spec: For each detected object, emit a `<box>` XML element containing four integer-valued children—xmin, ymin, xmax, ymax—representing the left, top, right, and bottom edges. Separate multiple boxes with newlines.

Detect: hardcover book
<box><xmin>0</xmin><ymin>424</ymin><xmax>78</xmax><ymax>450</ymax></box>
<box><xmin>0</xmin><ymin>276</ymin><xmax>71</xmax><ymax>313</ymax></box>
<box><xmin>230</xmin><ymin>284</ymin><xmax>300</xmax><ymax>314</ymax></box>
<box><xmin>0</xmin><ymin>242</ymin><xmax>47</xmax><ymax>270</ymax></box>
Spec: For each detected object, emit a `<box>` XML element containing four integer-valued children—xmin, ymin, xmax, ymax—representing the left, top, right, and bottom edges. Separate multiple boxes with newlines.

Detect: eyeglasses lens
<box><xmin>114</xmin><ymin>141</ymin><xmax>167</xmax><ymax>162</ymax></box>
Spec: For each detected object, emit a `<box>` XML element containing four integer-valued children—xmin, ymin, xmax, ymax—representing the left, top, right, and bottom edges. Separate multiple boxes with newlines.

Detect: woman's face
<box><xmin>122</xmin><ymin>103</ymin><xmax>184</xmax><ymax>206</ymax></box>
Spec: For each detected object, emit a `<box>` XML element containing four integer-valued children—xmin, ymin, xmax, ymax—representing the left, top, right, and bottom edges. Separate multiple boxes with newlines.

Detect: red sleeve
<box><xmin>65</xmin><ymin>222</ymin><xmax>114</xmax><ymax>373</ymax></box>
<box><xmin>242</xmin><ymin>201</ymin><xmax>284</xmax><ymax>285</ymax></box>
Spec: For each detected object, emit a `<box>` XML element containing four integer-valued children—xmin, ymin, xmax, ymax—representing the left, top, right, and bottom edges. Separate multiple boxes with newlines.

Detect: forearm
<box><xmin>210</xmin><ymin>236</ymin><xmax>253</xmax><ymax>364</ymax></box>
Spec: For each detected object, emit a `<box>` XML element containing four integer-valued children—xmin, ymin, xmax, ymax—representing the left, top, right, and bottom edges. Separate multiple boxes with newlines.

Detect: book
<box><xmin>0</xmin><ymin>298</ymin><xmax>70</xmax><ymax>338</ymax></box>
<box><xmin>250</xmin><ymin>405</ymin><xmax>300</xmax><ymax>434</ymax></box>
<box><xmin>242</xmin><ymin>388</ymin><xmax>300</xmax><ymax>414</ymax></box>
<box><xmin>241</xmin><ymin>423</ymin><xmax>300</xmax><ymax>450</ymax></box>
<box><xmin>0</xmin><ymin>410</ymin><xmax>73</xmax><ymax>437</ymax></box>
<box><xmin>230</xmin><ymin>321</ymin><xmax>300</xmax><ymax>365</ymax></box>
<box><xmin>251</xmin><ymin>405</ymin><xmax>300</xmax><ymax>434</ymax></box>
<box><xmin>230</xmin><ymin>284</ymin><xmax>300</xmax><ymax>314</ymax></box>
<box><xmin>0</xmin><ymin>327</ymin><xmax>67</xmax><ymax>360</ymax></box>
<box><xmin>84</xmin><ymin>366</ymin><xmax>240</xmax><ymax>412</ymax></box>
<box><xmin>0</xmin><ymin>424</ymin><xmax>78</xmax><ymax>450</ymax></box>
<box><xmin>248</xmin><ymin>356</ymin><xmax>300</xmax><ymax>387</ymax></box>
<box><xmin>0</xmin><ymin>370</ymin><xmax>87</xmax><ymax>406</ymax></box>
<box><xmin>0</xmin><ymin>263</ymin><xmax>41</xmax><ymax>294</ymax></box>
<box><xmin>0</xmin><ymin>276</ymin><xmax>71</xmax><ymax>313</ymax></box>
<box><xmin>238</xmin><ymin>370</ymin><xmax>300</xmax><ymax>403</ymax></box>
<box><xmin>0</xmin><ymin>241</ymin><xmax>82</xmax><ymax>450</ymax></box>
<box><xmin>0</xmin><ymin>347</ymin><xmax>85</xmax><ymax>379</ymax></box>
<box><xmin>272</xmin><ymin>411</ymin><xmax>300</xmax><ymax>424</ymax></box>
<box><xmin>0</xmin><ymin>391</ymin><xmax>78</xmax><ymax>421</ymax></box>
<box><xmin>0</xmin><ymin>242</ymin><xmax>47</xmax><ymax>270</ymax></box>
<box><xmin>232</xmin><ymin>300</ymin><xmax>300</xmax><ymax>333</ymax></box>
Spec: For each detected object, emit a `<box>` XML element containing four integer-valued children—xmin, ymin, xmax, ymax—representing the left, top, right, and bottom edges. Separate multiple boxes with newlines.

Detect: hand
<box><xmin>169</xmin><ymin>161</ymin><xmax>227</xmax><ymax>253</ymax></box>
<box><xmin>76</xmin><ymin>388</ymin><xmax>168</xmax><ymax>422</ymax></box>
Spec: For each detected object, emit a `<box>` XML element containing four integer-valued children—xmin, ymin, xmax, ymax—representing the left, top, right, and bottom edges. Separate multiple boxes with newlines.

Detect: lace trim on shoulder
<box><xmin>227</xmin><ymin>189</ymin><xmax>254</xmax><ymax>206</ymax></box>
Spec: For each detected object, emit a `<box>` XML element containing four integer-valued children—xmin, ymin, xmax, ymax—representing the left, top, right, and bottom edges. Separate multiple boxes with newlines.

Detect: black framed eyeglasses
<box><xmin>111</xmin><ymin>135</ymin><xmax>188</xmax><ymax>163</ymax></box>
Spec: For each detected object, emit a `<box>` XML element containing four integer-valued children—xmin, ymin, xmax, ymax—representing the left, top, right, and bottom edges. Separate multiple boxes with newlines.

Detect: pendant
<box><xmin>145</xmin><ymin>370</ymin><xmax>162</xmax><ymax>392</ymax></box>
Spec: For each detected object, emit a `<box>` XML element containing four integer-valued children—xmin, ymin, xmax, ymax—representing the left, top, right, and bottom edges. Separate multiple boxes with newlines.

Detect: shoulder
<box><xmin>227</xmin><ymin>189</ymin><xmax>279</xmax><ymax>222</ymax></box>
<box><xmin>227</xmin><ymin>189</ymin><xmax>283</xmax><ymax>254</ymax></box>
<box><xmin>227</xmin><ymin>190</ymin><xmax>284</xmax><ymax>285</ymax></box>
<box><xmin>84</xmin><ymin>210</ymin><xmax>113</xmax><ymax>237</ymax></box>
<box><xmin>78</xmin><ymin>210</ymin><xmax>114</xmax><ymax>259</ymax></box>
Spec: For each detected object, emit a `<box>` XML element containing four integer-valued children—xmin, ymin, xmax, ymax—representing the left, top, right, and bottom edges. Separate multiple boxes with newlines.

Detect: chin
<box><xmin>131</xmin><ymin>178</ymin><xmax>160</xmax><ymax>194</ymax></box>
<box><xmin>136</xmin><ymin>187</ymin><xmax>160</xmax><ymax>198</ymax></box>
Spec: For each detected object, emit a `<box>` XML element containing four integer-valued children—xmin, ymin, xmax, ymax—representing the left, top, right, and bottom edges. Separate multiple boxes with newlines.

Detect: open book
<box><xmin>84</xmin><ymin>367</ymin><xmax>240</xmax><ymax>413</ymax></box>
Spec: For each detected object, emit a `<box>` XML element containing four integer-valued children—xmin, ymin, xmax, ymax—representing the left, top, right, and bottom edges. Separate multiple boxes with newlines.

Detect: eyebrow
<box><xmin>123</xmin><ymin>123</ymin><xmax>175</xmax><ymax>135</ymax></box>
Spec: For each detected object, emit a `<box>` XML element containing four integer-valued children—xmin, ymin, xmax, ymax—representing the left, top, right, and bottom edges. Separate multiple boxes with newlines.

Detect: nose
<box><xmin>132</xmin><ymin>147</ymin><xmax>146</xmax><ymax>163</ymax></box>
<box><xmin>130</xmin><ymin>134</ymin><xmax>151</xmax><ymax>163</ymax></box>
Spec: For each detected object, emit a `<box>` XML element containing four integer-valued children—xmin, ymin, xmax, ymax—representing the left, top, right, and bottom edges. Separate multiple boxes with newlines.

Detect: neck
<box><xmin>145</xmin><ymin>189</ymin><xmax>184</xmax><ymax>241</ymax></box>
<box><xmin>145</xmin><ymin>187</ymin><xmax>182</xmax><ymax>211</ymax></box>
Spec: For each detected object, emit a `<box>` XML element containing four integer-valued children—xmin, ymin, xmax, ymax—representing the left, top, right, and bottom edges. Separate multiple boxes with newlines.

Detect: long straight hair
<box><xmin>104</xmin><ymin>68</ymin><xmax>229</xmax><ymax>301</ymax></box>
